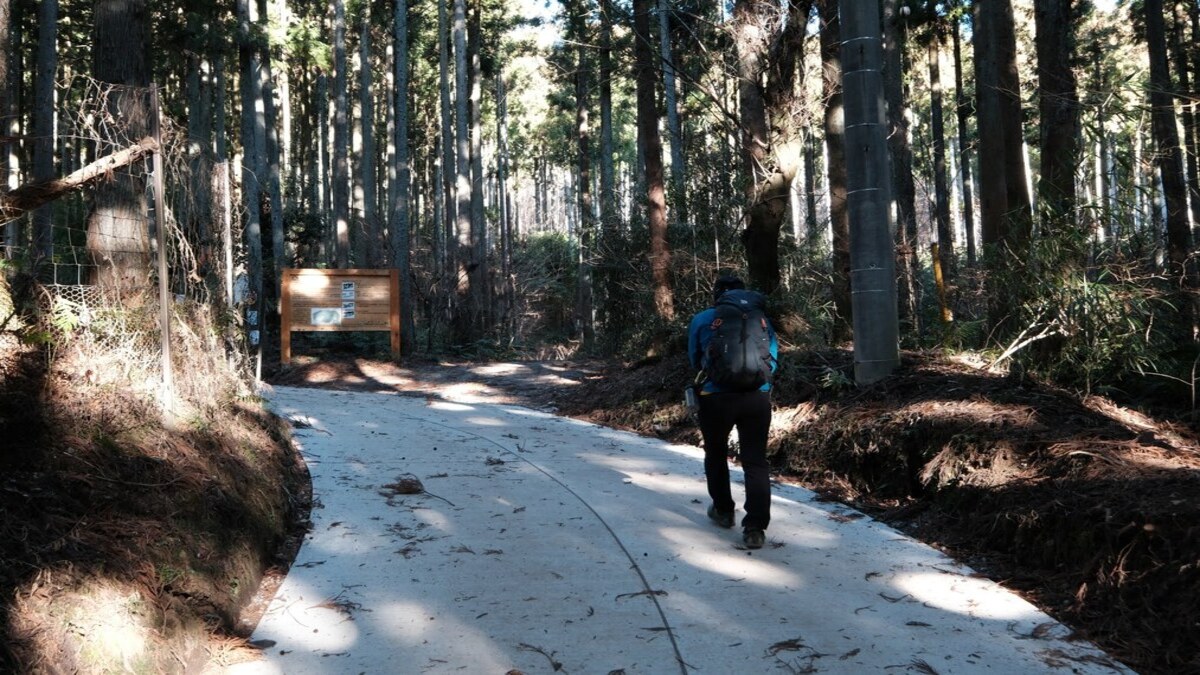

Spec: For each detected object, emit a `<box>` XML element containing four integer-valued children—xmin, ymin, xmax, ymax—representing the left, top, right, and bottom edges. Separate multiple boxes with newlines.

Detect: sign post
<box><xmin>281</xmin><ymin>269</ymin><xmax>401</xmax><ymax>364</ymax></box>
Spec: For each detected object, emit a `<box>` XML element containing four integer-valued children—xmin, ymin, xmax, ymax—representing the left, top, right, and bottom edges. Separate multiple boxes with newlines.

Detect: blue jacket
<box><xmin>687</xmin><ymin>291</ymin><xmax>779</xmax><ymax>394</ymax></box>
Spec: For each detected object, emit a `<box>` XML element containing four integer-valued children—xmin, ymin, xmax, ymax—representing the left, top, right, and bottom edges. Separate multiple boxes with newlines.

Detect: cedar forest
<box><xmin>1</xmin><ymin>0</ymin><xmax>1200</xmax><ymax>672</ymax></box>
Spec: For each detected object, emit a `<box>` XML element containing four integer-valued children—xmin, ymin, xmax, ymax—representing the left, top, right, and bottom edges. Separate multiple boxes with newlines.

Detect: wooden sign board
<box><xmin>281</xmin><ymin>268</ymin><xmax>400</xmax><ymax>363</ymax></box>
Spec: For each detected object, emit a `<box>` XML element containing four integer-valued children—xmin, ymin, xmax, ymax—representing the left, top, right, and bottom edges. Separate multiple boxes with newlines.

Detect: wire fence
<box><xmin>2</xmin><ymin>77</ymin><xmax>251</xmax><ymax>408</ymax></box>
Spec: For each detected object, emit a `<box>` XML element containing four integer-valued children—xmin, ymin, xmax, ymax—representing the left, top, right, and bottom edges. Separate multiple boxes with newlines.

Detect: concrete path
<box><xmin>227</xmin><ymin>385</ymin><xmax>1131</xmax><ymax>674</ymax></box>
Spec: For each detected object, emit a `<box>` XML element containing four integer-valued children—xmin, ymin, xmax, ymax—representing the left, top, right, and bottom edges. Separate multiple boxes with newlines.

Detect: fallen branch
<box><xmin>0</xmin><ymin>136</ymin><xmax>159</xmax><ymax>222</ymax></box>
<box><xmin>986</xmin><ymin>319</ymin><xmax>1060</xmax><ymax>371</ymax></box>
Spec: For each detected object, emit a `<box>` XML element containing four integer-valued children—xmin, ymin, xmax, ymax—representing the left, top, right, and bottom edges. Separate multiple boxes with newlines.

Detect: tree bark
<box><xmin>0</xmin><ymin>0</ymin><xmax>9</xmax><ymax>192</ymax></box>
<box><xmin>393</xmin><ymin>0</ymin><xmax>414</xmax><ymax>354</ymax></box>
<box><xmin>995</xmin><ymin>0</ymin><xmax>1032</xmax><ymax>246</ymax></box>
<box><xmin>734</xmin><ymin>0</ymin><xmax>812</xmax><ymax>295</ymax></box>
<box><xmin>468</xmin><ymin>0</ymin><xmax>487</xmax><ymax>330</ymax></box>
<box><xmin>496</xmin><ymin>68</ymin><xmax>514</xmax><ymax>336</ymax></box>
<box><xmin>569</xmin><ymin>0</ymin><xmax>595</xmax><ymax>346</ymax></box>
<box><xmin>438</xmin><ymin>0</ymin><xmax>455</xmax><ymax>296</ymax></box>
<box><xmin>840</xmin><ymin>0</ymin><xmax>899</xmax><ymax>384</ymax></box>
<box><xmin>1034</xmin><ymin>0</ymin><xmax>1080</xmax><ymax>249</ymax></box>
<box><xmin>259</xmin><ymin>0</ymin><xmax>285</xmax><ymax>296</ymax></box>
<box><xmin>658</xmin><ymin>0</ymin><xmax>685</xmax><ymax>224</ymax></box>
<box><xmin>33</xmin><ymin>0</ymin><xmax>57</xmax><ymax>265</ymax></box>
<box><xmin>1173</xmin><ymin>1</ymin><xmax>1200</xmax><ymax>230</ymax></box>
<box><xmin>952</xmin><ymin>17</ymin><xmax>976</xmax><ymax>267</ymax></box>
<box><xmin>1</xmin><ymin>0</ymin><xmax>15</xmax><ymax>253</ymax></box>
<box><xmin>820</xmin><ymin>0</ymin><xmax>851</xmax><ymax>340</ymax></box>
<box><xmin>634</xmin><ymin>0</ymin><xmax>674</xmax><ymax>320</ymax></box>
<box><xmin>883</xmin><ymin>0</ymin><xmax>920</xmax><ymax>335</ymax></box>
<box><xmin>88</xmin><ymin>0</ymin><xmax>152</xmax><ymax>292</ymax></box>
<box><xmin>928</xmin><ymin>33</ymin><xmax>954</xmax><ymax>285</ymax></box>
<box><xmin>1146</xmin><ymin>0</ymin><xmax>1192</xmax><ymax>287</ymax></box>
<box><xmin>452</xmin><ymin>0</ymin><xmax>473</xmax><ymax>340</ymax></box>
<box><xmin>598</xmin><ymin>0</ymin><xmax>620</xmax><ymax>330</ymax></box>
<box><xmin>237</xmin><ymin>0</ymin><xmax>265</xmax><ymax>375</ymax></box>
<box><xmin>332</xmin><ymin>0</ymin><xmax>351</xmax><ymax>267</ymax></box>
<box><xmin>359</xmin><ymin>6</ymin><xmax>380</xmax><ymax>267</ymax></box>
<box><xmin>183</xmin><ymin>3</ymin><xmax>213</xmax><ymax>249</ymax></box>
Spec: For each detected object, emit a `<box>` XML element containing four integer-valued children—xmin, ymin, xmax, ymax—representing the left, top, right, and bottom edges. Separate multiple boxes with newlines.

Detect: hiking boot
<box><xmin>707</xmin><ymin>504</ymin><xmax>734</xmax><ymax>529</ymax></box>
<box><xmin>743</xmin><ymin>529</ymin><xmax>766</xmax><ymax>549</ymax></box>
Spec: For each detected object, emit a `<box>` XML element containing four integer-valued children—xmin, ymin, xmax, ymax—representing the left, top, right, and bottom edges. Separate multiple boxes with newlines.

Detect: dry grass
<box><xmin>0</xmin><ymin>282</ymin><xmax>306</xmax><ymax>673</ymax></box>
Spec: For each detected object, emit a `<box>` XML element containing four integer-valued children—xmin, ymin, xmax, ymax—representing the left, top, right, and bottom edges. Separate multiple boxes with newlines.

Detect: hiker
<box><xmin>686</xmin><ymin>274</ymin><xmax>778</xmax><ymax>549</ymax></box>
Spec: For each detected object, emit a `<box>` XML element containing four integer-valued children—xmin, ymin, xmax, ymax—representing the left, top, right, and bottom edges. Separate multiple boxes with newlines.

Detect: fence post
<box><xmin>151</xmin><ymin>86</ymin><xmax>174</xmax><ymax>400</ymax></box>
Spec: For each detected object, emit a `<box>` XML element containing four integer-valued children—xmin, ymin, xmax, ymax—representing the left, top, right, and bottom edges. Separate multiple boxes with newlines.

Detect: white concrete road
<box><xmin>226</xmin><ymin>385</ymin><xmax>1131</xmax><ymax>675</ymax></box>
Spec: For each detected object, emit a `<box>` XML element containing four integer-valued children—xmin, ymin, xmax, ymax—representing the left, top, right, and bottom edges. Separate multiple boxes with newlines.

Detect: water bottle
<box><xmin>684</xmin><ymin>385</ymin><xmax>699</xmax><ymax>416</ymax></box>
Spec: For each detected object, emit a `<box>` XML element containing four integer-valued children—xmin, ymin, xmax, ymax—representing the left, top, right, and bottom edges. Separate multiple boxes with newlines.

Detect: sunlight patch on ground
<box><xmin>894</xmin><ymin>399</ymin><xmax>1039</xmax><ymax>427</ymax></box>
<box><xmin>663</xmin><ymin>529</ymin><xmax>804</xmax><ymax>589</ymax></box>
<box><xmin>376</xmin><ymin>602</ymin><xmax>515</xmax><ymax>670</ymax></box>
<box><xmin>463</xmin><ymin>415</ymin><xmax>508</xmax><ymax>427</ymax></box>
<box><xmin>257</xmin><ymin>579</ymin><xmax>360</xmax><ymax>653</ymax></box>
<box><xmin>428</xmin><ymin>400</ymin><xmax>477</xmax><ymax>412</ymax></box>
<box><xmin>890</xmin><ymin>570</ymin><xmax>1045</xmax><ymax>623</ymax></box>
<box><xmin>470</xmin><ymin>363</ymin><xmax>527</xmax><ymax>376</ymax></box>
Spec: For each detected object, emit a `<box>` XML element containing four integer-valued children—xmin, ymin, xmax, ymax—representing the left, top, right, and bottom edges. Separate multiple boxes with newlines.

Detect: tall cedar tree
<box><xmin>87</xmin><ymin>0</ymin><xmax>151</xmax><ymax>291</ymax></box>
<box><xmin>633</xmin><ymin>0</ymin><xmax>674</xmax><ymax>320</ymax></box>
<box><xmin>733</xmin><ymin>0</ymin><xmax>813</xmax><ymax>295</ymax></box>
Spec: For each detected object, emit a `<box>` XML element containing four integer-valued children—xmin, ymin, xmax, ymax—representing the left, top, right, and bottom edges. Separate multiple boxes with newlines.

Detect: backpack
<box><xmin>703</xmin><ymin>289</ymin><xmax>773</xmax><ymax>391</ymax></box>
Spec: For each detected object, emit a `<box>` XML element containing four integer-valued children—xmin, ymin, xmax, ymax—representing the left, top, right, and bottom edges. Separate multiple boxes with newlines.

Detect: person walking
<box><xmin>687</xmin><ymin>274</ymin><xmax>778</xmax><ymax>549</ymax></box>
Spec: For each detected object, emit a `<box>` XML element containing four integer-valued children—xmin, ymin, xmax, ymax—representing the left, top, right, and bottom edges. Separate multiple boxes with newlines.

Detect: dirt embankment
<box><xmin>0</xmin><ymin>280</ymin><xmax>308</xmax><ymax>672</ymax></box>
<box><xmin>276</xmin><ymin>350</ymin><xmax>1200</xmax><ymax>675</ymax></box>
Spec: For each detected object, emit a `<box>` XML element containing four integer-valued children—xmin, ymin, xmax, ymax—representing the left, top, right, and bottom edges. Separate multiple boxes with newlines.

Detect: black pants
<box><xmin>698</xmin><ymin>389</ymin><xmax>772</xmax><ymax>531</ymax></box>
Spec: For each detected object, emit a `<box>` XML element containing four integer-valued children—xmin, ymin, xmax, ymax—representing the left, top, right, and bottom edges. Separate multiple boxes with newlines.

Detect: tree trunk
<box><xmin>1174</xmin><ymin>1</ymin><xmax>1200</xmax><ymax>230</ymax></box>
<box><xmin>599</xmin><ymin>0</ymin><xmax>617</xmax><ymax>232</ymax></box>
<box><xmin>259</xmin><ymin>0</ymin><xmax>285</xmax><ymax>297</ymax></box>
<box><xmin>803</xmin><ymin>131</ymin><xmax>819</xmax><ymax>246</ymax></box>
<box><xmin>332</xmin><ymin>0</ymin><xmax>350</xmax><ymax>267</ymax></box>
<box><xmin>634</xmin><ymin>0</ymin><xmax>674</xmax><ymax>320</ymax></box>
<box><xmin>1146</xmin><ymin>0</ymin><xmax>1192</xmax><ymax>290</ymax></box>
<box><xmin>33</xmin><ymin>0</ymin><xmax>57</xmax><ymax>265</ymax></box>
<box><xmin>569</xmin><ymin>0</ymin><xmax>595</xmax><ymax>346</ymax></box>
<box><xmin>658</xmin><ymin>0</ymin><xmax>685</xmax><ymax>224</ymax></box>
<box><xmin>840</xmin><ymin>0</ymin><xmax>899</xmax><ymax>384</ymax></box>
<box><xmin>820</xmin><ymin>0</ymin><xmax>851</xmax><ymax>340</ymax></box>
<box><xmin>183</xmin><ymin>4</ymin><xmax>213</xmax><ymax>250</ymax></box>
<box><xmin>88</xmin><ymin>0</ymin><xmax>152</xmax><ymax>293</ymax></box>
<box><xmin>974</xmin><ymin>1</ymin><xmax>1008</xmax><ymax>251</ymax></box>
<box><xmin>1034</xmin><ymin>0</ymin><xmax>1080</xmax><ymax>249</ymax></box>
<box><xmin>359</xmin><ymin>7</ymin><xmax>380</xmax><ymax>267</ymax></box>
<box><xmin>0</xmin><ymin>0</ymin><xmax>8</xmax><ymax>191</ymax></box>
<box><xmin>468</xmin><ymin>0</ymin><xmax>487</xmax><ymax>331</ymax></box>
<box><xmin>214</xmin><ymin>54</ymin><xmax>234</xmax><ymax>308</ymax></box>
<box><xmin>496</xmin><ymin>68</ymin><xmax>514</xmax><ymax>337</ymax></box>
<box><xmin>237</xmin><ymin>0</ymin><xmax>265</xmax><ymax>376</ymax></box>
<box><xmin>883</xmin><ymin>0</ymin><xmax>920</xmax><ymax>336</ymax></box>
<box><xmin>452</xmin><ymin>0</ymin><xmax>473</xmax><ymax>340</ymax></box>
<box><xmin>952</xmin><ymin>18</ymin><xmax>976</xmax><ymax>267</ymax></box>
<box><xmin>995</xmin><ymin>0</ymin><xmax>1032</xmax><ymax>246</ymax></box>
<box><xmin>1</xmin><ymin>0</ymin><xmax>15</xmax><ymax>254</ymax></box>
<box><xmin>928</xmin><ymin>33</ymin><xmax>954</xmax><ymax>285</ymax></box>
<box><xmin>438</xmin><ymin>0</ymin><xmax>455</xmax><ymax>299</ymax></box>
<box><xmin>598</xmin><ymin>0</ymin><xmax>620</xmax><ymax>330</ymax></box>
<box><xmin>393</xmin><ymin>0</ymin><xmax>414</xmax><ymax>354</ymax></box>
<box><xmin>315</xmin><ymin>70</ymin><xmax>330</xmax><ymax>258</ymax></box>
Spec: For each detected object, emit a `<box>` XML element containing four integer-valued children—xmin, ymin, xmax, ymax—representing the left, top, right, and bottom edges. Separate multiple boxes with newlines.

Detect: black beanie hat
<box><xmin>712</xmin><ymin>275</ymin><xmax>745</xmax><ymax>303</ymax></box>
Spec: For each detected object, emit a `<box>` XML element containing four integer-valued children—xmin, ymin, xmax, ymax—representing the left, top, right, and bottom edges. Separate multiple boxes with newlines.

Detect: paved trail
<box><xmin>227</xmin><ymin>385</ymin><xmax>1130</xmax><ymax>674</ymax></box>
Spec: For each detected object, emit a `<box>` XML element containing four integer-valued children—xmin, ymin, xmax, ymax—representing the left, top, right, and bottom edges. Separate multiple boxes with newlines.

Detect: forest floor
<box><xmin>273</xmin><ymin>348</ymin><xmax>1200</xmax><ymax>675</ymax></box>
